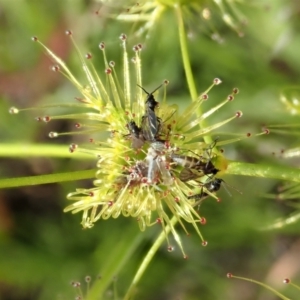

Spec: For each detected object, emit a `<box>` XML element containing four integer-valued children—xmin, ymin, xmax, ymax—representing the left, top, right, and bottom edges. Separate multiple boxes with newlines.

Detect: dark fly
<box><xmin>170</xmin><ymin>153</ymin><xmax>219</xmax><ymax>182</ymax></box>
<box><xmin>138</xmin><ymin>84</ymin><xmax>163</xmax><ymax>142</ymax></box>
<box><xmin>124</xmin><ymin>120</ymin><xmax>145</xmax><ymax>149</ymax></box>
<box><xmin>170</xmin><ymin>139</ymin><xmax>219</xmax><ymax>182</ymax></box>
<box><xmin>137</xmin><ymin>83</ymin><xmax>162</xmax><ymax>111</ymax></box>
<box><xmin>187</xmin><ymin>178</ymin><xmax>223</xmax><ymax>201</ymax></box>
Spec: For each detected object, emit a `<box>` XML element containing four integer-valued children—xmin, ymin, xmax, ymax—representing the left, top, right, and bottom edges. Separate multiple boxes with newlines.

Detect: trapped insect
<box><xmin>170</xmin><ymin>153</ymin><xmax>219</xmax><ymax>182</ymax></box>
<box><xmin>188</xmin><ymin>178</ymin><xmax>223</xmax><ymax>201</ymax></box>
<box><xmin>139</xmin><ymin>84</ymin><xmax>163</xmax><ymax>143</ymax></box>
<box><xmin>124</xmin><ymin>120</ymin><xmax>145</xmax><ymax>149</ymax></box>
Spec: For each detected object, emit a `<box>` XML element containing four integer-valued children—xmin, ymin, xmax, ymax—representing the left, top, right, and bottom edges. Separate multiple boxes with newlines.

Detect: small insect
<box><xmin>138</xmin><ymin>84</ymin><xmax>163</xmax><ymax>142</ymax></box>
<box><xmin>171</xmin><ymin>140</ymin><xmax>219</xmax><ymax>182</ymax></box>
<box><xmin>124</xmin><ymin>120</ymin><xmax>145</xmax><ymax>149</ymax></box>
<box><xmin>145</xmin><ymin>147</ymin><xmax>173</xmax><ymax>185</ymax></box>
<box><xmin>170</xmin><ymin>153</ymin><xmax>219</xmax><ymax>182</ymax></box>
<box><xmin>137</xmin><ymin>83</ymin><xmax>163</xmax><ymax>111</ymax></box>
<box><xmin>187</xmin><ymin>178</ymin><xmax>223</xmax><ymax>201</ymax></box>
<box><xmin>114</xmin><ymin>161</ymin><xmax>149</xmax><ymax>187</ymax></box>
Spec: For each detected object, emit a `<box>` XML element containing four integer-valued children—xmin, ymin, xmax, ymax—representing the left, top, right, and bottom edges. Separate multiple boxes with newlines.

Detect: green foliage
<box><xmin>1</xmin><ymin>0</ymin><xmax>300</xmax><ymax>299</ymax></box>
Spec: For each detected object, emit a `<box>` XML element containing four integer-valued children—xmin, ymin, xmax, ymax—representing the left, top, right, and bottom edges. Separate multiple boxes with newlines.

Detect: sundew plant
<box><xmin>1</xmin><ymin>1</ymin><xmax>300</xmax><ymax>299</ymax></box>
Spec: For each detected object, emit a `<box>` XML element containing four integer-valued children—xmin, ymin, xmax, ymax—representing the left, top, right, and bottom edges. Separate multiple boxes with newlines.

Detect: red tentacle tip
<box><xmin>99</xmin><ymin>42</ymin><xmax>105</xmax><ymax>50</ymax></box>
<box><xmin>200</xmin><ymin>217</ymin><xmax>206</xmax><ymax>225</ymax></box>
<box><xmin>119</xmin><ymin>33</ymin><xmax>127</xmax><ymax>41</ymax></box>
<box><xmin>202</xmin><ymin>240</ymin><xmax>208</xmax><ymax>246</ymax></box>
<box><xmin>235</xmin><ymin>111</ymin><xmax>243</xmax><ymax>118</ymax></box>
<box><xmin>283</xmin><ymin>278</ymin><xmax>290</xmax><ymax>284</ymax></box>
<box><xmin>65</xmin><ymin>30</ymin><xmax>72</xmax><ymax>36</ymax></box>
<box><xmin>201</xmin><ymin>94</ymin><xmax>209</xmax><ymax>100</ymax></box>
<box><xmin>213</xmin><ymin>78</ymin><xmax>222</xmax><ymax>85</ymax></box>
<box><xmin>167</xmin><ymin>246</ymin><xmax>174</xmax><ymax>252</ymax></box>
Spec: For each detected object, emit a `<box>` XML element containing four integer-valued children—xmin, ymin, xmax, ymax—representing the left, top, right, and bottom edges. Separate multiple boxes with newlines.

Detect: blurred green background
<box><xmin>1</xmin><ymin>0</ymin><xmax>300</xmax><ymax>299</ymax></box>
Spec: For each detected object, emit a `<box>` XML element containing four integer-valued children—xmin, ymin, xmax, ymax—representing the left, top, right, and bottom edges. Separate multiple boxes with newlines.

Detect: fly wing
<box><xmin>179</xmin><ymin>167</ymin><xmax>204</xmax><ymax>182</ymax></box>
<box><xmin>131</xmin><ymin>136</ymin><xmax>145</xmax><ymax>149</ymax></box>
<box><xmin>141</xmin><ymin>109</ymin><xmax>160</xmax><ymax>142</ymax></box>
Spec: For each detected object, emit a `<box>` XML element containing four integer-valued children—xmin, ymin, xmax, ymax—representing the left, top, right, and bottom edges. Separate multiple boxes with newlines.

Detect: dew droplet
<box><xmin>217</xmin><ymin>198</ymin><xmax>221</xmax><ymax>203</ymax></box>
<box><xmin>9</xmin><ymin>107</ymin><xmax>19</xmax><ymax>114</ymax></box>
<box><xmin>164</xmin><ymin>79</ymin><xmax>169</xmax><ymax>85</ymax></box>
<box><xmin>65</xmin><ymin>30</ymin><xmax>72</xmax><ymax>36</ymax></box>
<box><xmin>69</xmin><ymin>143</ymin><xmax>78</xmax><ymax>152</ymax></box>
<box><xmin>109</xmin><ymin>61</ymin><xmax>115</xmax><ymax>67</ymax></box>
<box><xmin>202</xmin><ymin>241</ymin><xmax>208</xmax><ymax>246</ymax></box>
<box><xmin>246</xmin><ymin>133</ymin><xmax>251</xmax><ymax>137</ymax></box>
<box><xmin>49</xmin><ymin>132</ymin><xmax>58</xmax><ymax>138</ymax></box>
<box><xmin>174</xmin><ymin>197</ymin><xmax>180</xmax><ymax>203</ymax></box>
<box><xmin>133</xmin><ymin>45</ymin><xmax>139</xmax><ymax>52</ymax></box>
<box><xmin>137</xmin><ymin>43</ymin><xmax>143</xmax><ymax>50</ymax></box>
<box><xmin>233</xmin><ymin>88</ymin><xmax>239</xmax><ymax>94</ymax></box>
<box><xmin>99</xmin><ymin>42</ymin><xmax>105</xmax><ymax>50</ymax></box>
<box><xmin>213</xmin><ymin>78</ymin><xmax>222</xmax><ymax>85</ymax></box>
<box><xmin>156</xmin><ymin>218</ymin><xmax>162</xmax><ymax>224</ymax></box>
<box><xmin>72</xmin><ymin>281</ymin><xmax>81</xmax><ymax>287</ymax></box>
<box><xmin>227</xmin><ymin>95</ymin><xmax>234</xmax><ymax>101</ymax></box>
<box><xmin>235</xmin><ymin>111</ymin><xmax>243</xmax><ymax>118</ymax></box>
<box><xmin>31</xmin><ymin>36</ymin><xmax>38</xmax><ymax>42</ymax></box>
<box><xmin>264</xmin><ymin>128</ymin><xmax>270</xmax><ymax>134</ymax></box>
<box><xmin>119</xmin><ymin>33</ymin><xmax>127</xmax><ymax>41</ymax></box>
<box><xmin>200</xmin><ymin>217</ymin><xmax>206</xmax><ymax>225</ymax></box>
<box><xmin>43</xmin><ymin>116</ymin><xmax>51</xmax><ymax>122</ymax></box>
<box><xmin>105</xmin><ymin>68</ymin><xmax>112</xmax><ymax>74</ymax></box>
<box><xmin>283</xmin><ymin>278</ymin><xmax>290</xmax><ymax>284</ymax></box>
<box><xmin>183</xmin><ymin>255</ymin><xmax>188</xmax><ymax>259</ymax></box>
<box><xmin>35</xmin><ymin>117</ymin><xmax>42</xmax><ymax>121</ymax></box>
<box><xmin>167</xmin><ymin>246</ymin><xmax>174</xmax><ymax>252</ymax></box>
<box><xmin>51</xmin><ymin>65</ymin><xmax>60</xmax><ymax>72</ymax></box>
<box><xmin>75</xmin><ymin>123</ymin><xmax>81</xmax><ymax>128</ymax></box>
<box><xmin>201</xmin><ymin>94</ymin><xmax>209</xmax><ymax>100</ymax></box>
<box><xmin>85</xmin><ymin>53</ymin><xmax>92</xmax><ymax>59</ymax></box>
<box><xmin>88</xmin><ymin>192</ymin><xmax>94</xmax><ymax>197</ymax></box>
<box><xmin>227</xmin><ymin>273</ymin><xmax>233</xmax><ymax>278</ymax></box>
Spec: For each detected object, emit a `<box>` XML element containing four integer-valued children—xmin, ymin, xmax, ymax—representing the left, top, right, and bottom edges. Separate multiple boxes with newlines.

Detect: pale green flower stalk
<box><xmin>107</xmin><ymin>0</ymin><xmax>247</xmax><ymax>39</ymax></box>
<box><xmin>8</xmin><ymin>30</ymin><xmax>251</xmax><ymax>258</ymax></box>
<box><xmin>227</xmin><ymin>273</ymin><xmax>293</xmax><ymax>300</ymax></box>
<box><xmin>268</xmin><ymin>86</ymin><xmax>300</xmax><ymax>158</ymax></box>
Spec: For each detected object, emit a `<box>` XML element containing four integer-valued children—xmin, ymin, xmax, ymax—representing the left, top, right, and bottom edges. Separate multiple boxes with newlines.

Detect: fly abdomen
<box><xmin>125</xmin><ymin>120</ymin><xmax>145</xmax><ymax>149</ymax></box>
<box><xmin>187</xmin><ymin>178</ymin><xmax>223</xmax><ymax>200</ymax></box>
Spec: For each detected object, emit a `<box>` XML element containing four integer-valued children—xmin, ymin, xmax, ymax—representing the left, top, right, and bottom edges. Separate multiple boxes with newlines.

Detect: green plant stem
<box><xmin>227</xmin><ymin>161</ymin><xmax>300</xmax><ymax>182</ymax></box>
<box><xmin>123</xmin><ymin>216</ymin><xmax>177</xmax><ymax>300</ymax></box>
<box><xmin>230</xmin><ymin>275</ymin><xmax>290</xmax><ymax>300</ymax></box>
<box><xmin>0</xmin><ymin>169</ymin><xmax>97</xmax><ymax>189</ymax></box>
<box><xmin>86</xmin><ymin>226</ymin><xmax>143</xmax><ymax>300</ymax></box>
<box><xmin>175</xmin><ymin>4</ymin><xmax>198</xmax><ymax>102</ymax></box>
<box><xmin>2</xmin><ymin>161</ymin><xmax>299</xmax><ymax>189</ymax></box>
<box><xmin>175</xmin><ymin>4</ymin><xmax>213</xmax><ymax>145</ymax></box>
<box><xmin>0</xmin><ymin>144</ymin><xmax>93</xmax><ymax>159</ymax></box>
